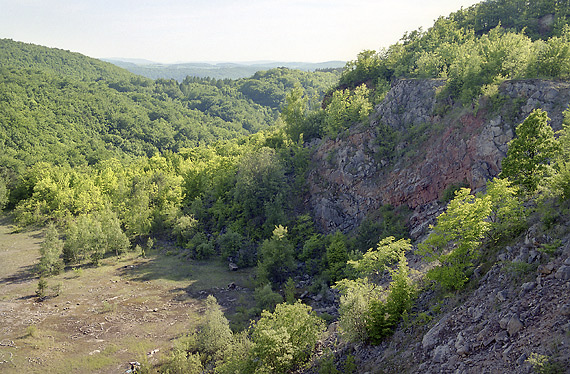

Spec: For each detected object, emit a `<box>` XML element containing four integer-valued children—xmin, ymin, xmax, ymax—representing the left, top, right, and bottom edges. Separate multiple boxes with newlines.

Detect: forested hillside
<box><xmin>0</xmin><ymin>39</ymin><xmax>338</xmax><ymax>172</ymax></box>
<box><xmin>2</xmin><ymin>0</ymin><xmax>570</xmax><ymax>373</ymax></box>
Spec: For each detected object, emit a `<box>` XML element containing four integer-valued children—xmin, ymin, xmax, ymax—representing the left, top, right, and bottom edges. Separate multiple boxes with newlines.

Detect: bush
<box><xmin>326</xmin><ymin>231</ymin><xmax>349</xmax><ymax>282</ymax></box>
<box><xmin>254</xmin><ymin>283</ymin><xmax>283</xmax><ymax>313</ymax></box>
<box><xmin>197</xmin><ymin>295</ymin><xmax>232</xmax><ymax>364</ymax></box>
<box><xmin>419</xmin><ymin>188</ymin><xmax>492</xmax><ymax>290</ymax></box>
<box><xmin>501</xmin><ymin>109</ymin><xmax>559</xmax><ymax>193</ymax></box>
<box><xmin>38</xmin><ymin>223</ymin><xmax>64</xmax><ymax>276</ymax></box>
<box><xmin>63</xmin><ymin>210</ymin><xmax>130</xmax><ymax>265</ymax></box>
<box><xmin>214</xmin><ymin>331</ymin><xmax>255</xmax><ymax>374</ymax></box>
<box><xmin>348</xmin><ymin>236</ymin><xmax>411</xmax><ymax>278</ymax></box>
<box><xmin>0</xmin><ymin>175</ymin><xmax>8</xmax><ymax>210</ymax></box>
<box><xmin>217</xmin><ymin>230</ymin><xmax>244</xmax><ymax>260</ymax></box>
<box><xmin>162</xmin><ymin>350</ymin><xmax>203</xmax><ymax>374</ymax></box>
<box><xmin>335</xmin><ymin>278</ymin><xmax>381</xmax><ymax>342</ymax></box>
<box><xmin>257</xmin><ymin>225</ymin><xmax>295</xmax><ymax>285</ymax></box>
<box><xmin>366</xmin><ymin>255</ymin><xmax>415</xmax><ymax>344</ymax></box>
<box><xmin>251</xmin><ymin>301</ymin><xmax>325</xmax><ymax>373</ymax></box>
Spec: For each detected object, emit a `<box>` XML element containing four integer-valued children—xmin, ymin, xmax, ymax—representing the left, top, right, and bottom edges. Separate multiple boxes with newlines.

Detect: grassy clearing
<box><xmin>0</xmin><ymin>215</ymin><xmax>255</xmax><ymax>373</ymax></box>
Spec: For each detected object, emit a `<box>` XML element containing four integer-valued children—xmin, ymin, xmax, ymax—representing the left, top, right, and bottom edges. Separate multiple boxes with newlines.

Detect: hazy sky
<box><xmin>1</xmin><ymin>0</ymin><xmax>482</xmax><ymax>63</ymax></box>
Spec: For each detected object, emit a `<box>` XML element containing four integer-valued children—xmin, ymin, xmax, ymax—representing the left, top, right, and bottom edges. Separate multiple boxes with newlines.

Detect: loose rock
<box><xmin>555</xmin><ymin>265</ymin><xmax>570</xmax><ymax>280</ymax></box>
<box><xmin>507</xmin><ymin>316</ymin><xmax>523</xmax><ymax>336</ymax></box>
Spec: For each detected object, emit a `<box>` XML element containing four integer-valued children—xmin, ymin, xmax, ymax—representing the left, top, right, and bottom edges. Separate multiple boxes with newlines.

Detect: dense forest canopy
<box><xmin>2</xmin><ymin>0</ymin><xmax>570</xmax><ymax>371</ymax></box>
<box><xmin>0</xmin><ymin>38</ymin><xmax>339</xmax><ymax>173</ymax></box>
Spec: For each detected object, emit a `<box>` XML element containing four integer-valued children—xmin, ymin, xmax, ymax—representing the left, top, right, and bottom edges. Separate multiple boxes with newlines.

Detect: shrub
<box><xmin>197</xmin><ymin>295</ymin><xmax>232</xmax><ymax>365</ymax></box>
<box><xmin>419</xmin><ymin>188</ymin><xmax>492</xmax><ymax>290</ymax></box>
<box><xmin>366</xmin><ymin>255</ymin><xmax>415</xmax><ymax>344</ymax></box>
<box><xmin>326</xmin><ymin>231</ymin><xmax>349</xmax><ymax>282</ymax></box>
<box><xmin>63</xmin><ymin>210</ymin><xmax>130</xmax><ymax>265</ymax></box>
<box><xmin>348</xmin><ymin>236</ymin><xmax>411</xmax><ymax>278</ymax></box>
<box><xmin>162</xmin><ymin>350</ymin><xmax>203</xmax><ymax>374</ymax></box>
<box><xmin>38</xmin><ymin>223</ymin><xmax>64</xmax><ymax>276</ymax></box>
<box><xmin>254</xmin><ymin>283</ymin><xmax>283</xmax><ymax>313</ymax></box>
<box><xmin>250</xmin><ymin>301</ymin><xmax>325</xmax><ymax>373</ymax></box>
<box><xmin>501</xmin><ymin>109</ymin><xmax>559</xmax><ymax>193</ymax></box>
<box><xmin>257</xmin><ymin>225</ymin><xmax>295</xmax><ymax>285</ymax></box>
<box><xmin>335</xmin><ymin>278</ymin><xmax>382</xmax><ymax>342</ymax></box>
<box><xmin>214</xmin><ymin>331</ymin><xmax>255</xmax><ymax>374</ymax></box>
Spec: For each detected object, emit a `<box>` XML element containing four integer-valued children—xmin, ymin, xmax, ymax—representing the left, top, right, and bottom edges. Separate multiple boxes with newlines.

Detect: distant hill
<box><xmin>102</xmin><ymin>59</ymin><xmax>346</xmax><ymax>81</ymax></box>
<box><xmin>0</xmin><ymin>39</ymin><xmax>340</xmax><ymax>172</ymax></box>
<box><xmin>0</xmin><ymin>39</ymin><xmax>133</xmax><ymax>82</ymax></box>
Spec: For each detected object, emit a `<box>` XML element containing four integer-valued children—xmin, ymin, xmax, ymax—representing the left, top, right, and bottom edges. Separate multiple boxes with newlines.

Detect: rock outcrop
<box><xmin>352</xmin><ymin>227</ymin><xmax>570</xmax><ymax>374</ymax></box>
<box><xmin>307</xmin><ymin>79</ymin><xmax>570</xmax><ymax>237</ymax></box>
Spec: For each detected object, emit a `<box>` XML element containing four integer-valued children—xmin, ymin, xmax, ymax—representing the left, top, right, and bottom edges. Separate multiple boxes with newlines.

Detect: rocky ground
<box><xmin>318</xmin><ymin>221</ymin><xmax>570</xmax><ymax>374</ymax></box>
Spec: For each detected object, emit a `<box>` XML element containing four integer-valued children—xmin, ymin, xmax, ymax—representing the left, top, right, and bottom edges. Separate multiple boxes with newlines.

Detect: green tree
<box><xmin>38</xmin><ymin>223</ymin><xmax>64</xmax><ymax>276</ymax></box>
<box><xmin>0</xmin><ymin>175</ymin><xmax>8</xmax><ymax>210</ymax></box>
<box><xmin>326</xmin><ymin>231</ymin><xmax>349</xmax><ymax>282</ymax></box>
<box><xmin>546</xmin><ymin>109</ymin><xmax>570</xmax><ymax>200</ymax></box>
<box><xmin>500</xmin><ymin>109</ymin><xmax>560</xmax><ymax>192</ymax></box>
<box><xmin>334</xmin><ymin>277</ymin><xmax>382</xmax><ymax>342</ymax></box>
<box><xmin>257</xmin><ymin>225</ymin><xmax>295</xmax><ymax>285</ymax></box>
<box><xmin>485</xmin><ymin>177</ymin><xmax>526</xmax><ymax>240</ymax></box>
<box><xmin>162</xmin><ymin>350</ymin><xmax>203</xmax><ymax>374</ymax></box>
<box><xmin>214</xmin><ymin>331</ymin><xmax>255</xmax><ymax>374</ymax></box>
<box><xmin>366</xmin><ymin>254</ymin><xmax>415</xmax><ymax>344</ymax></box>
<box><xmin>63</xmin><ymin>211</ymin><xmax>130</xmax><ymax>265</ymax></box>
<box><xmin>281</xmin><ymin>84</ymin><xmax>309</xmax><ymax>143</ymax></box>
<box><xmin>348</xmin><ymin>236</ymin><xmax>411</xmax><ymax>278</ymax></box>
<box><xmin>254</xmin><ymin>283</ymin><xmax>284</xmax><ymax>313</ymax></box>
<box><xmin>251</xmin><ymin>301</ymin><xmax>325</xmax><ymax>373</ymax></box>
<box><xmin>419</xmin><ymin>188</ymin><xmax>492</xmax><ymax>290</ymax></box>
<box><xmin>323</xmin><ymin>84</ymin><xmax>372</xmax><ymax>138</ymax></box>
<box><xmin>197</xmin><ymin>295</ymin><xmax>233</xmax><ymax>365</ymax></box>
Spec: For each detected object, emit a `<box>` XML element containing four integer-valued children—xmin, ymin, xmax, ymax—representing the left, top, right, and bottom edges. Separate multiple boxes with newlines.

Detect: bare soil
<box><xmin>0</xmin><ymin>216</ymin><xmax>254</xmax><ymax>373</ymax></box>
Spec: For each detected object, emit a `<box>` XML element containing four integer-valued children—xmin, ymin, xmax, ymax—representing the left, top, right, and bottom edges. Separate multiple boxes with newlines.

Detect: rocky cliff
<box><xmin>304</xmin><ymin>78</ymin><xmax>570</xmax><ymax>374</ymax></box>
<box><xmin>307</xmin><ymin>78</ymin><xmax>570</xmax><ymax>238</ymax></box>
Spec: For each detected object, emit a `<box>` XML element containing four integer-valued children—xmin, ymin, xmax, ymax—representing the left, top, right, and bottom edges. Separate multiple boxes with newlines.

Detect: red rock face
<box><xmin>307</xmin><ymin>79</ymin><xmax>570</xmax><ymax>236</ymax></box>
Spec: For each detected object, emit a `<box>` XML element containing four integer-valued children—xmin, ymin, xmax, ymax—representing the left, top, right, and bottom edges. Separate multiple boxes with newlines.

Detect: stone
<box><xmin>469</xmin><ymin>306</ymin><xmax>484</xmax><ymax>322</ymax></box>
<box><xmin>455</xmin><ymin>333</ymin><xmax>470</xmax><ymax>356</ymax></box>
<box><xmin>422</xmin><ymin>316</ymin><xmax>449</xmax><ymax>349</ymax></box>
<box><xmin>516</xmin><ymin>353</ymin><xmax>528</xmax><ymax>366</ymax></box>
<box><xmin>495</xmin><ymin>330</ymin><xmax>509</xmax><ymax>342</ymax></box>
<box><xmin>555</xmin><ymin>265</ymin><xmax>570</xmax><ymax>280</ymax></box>
<box><xmin>502</xmin><ymin>344</ymin><xmax>514</xmax><ymax>361</ymax></box>
<box><xmin>483</xmin><ymin>336</ymin><xmax>496</xmax><ymax>347</ymax></box>
<box><xmin>560</xmin><ymin>304</ymin><xmax>570</xmax><ymax>316</ymax></box>
<box><xmin>433</xmin><ymin>344</ymin><xmax>451</xmax><ymax>363</ymax></box>
<box><xmin>507</xmin><ymin>315</ymin><xmax>523</xmax><ymax>336</ymax></box>
<box><xmin>500</xmin><ymin>315</ymin><xmax>511</xmax><ymax>330</ymax></box>
<box><xmin>496</xmin><ymin>290</ymin><xmax>509</xmax><ymax>302</ymax></box>
<box><xmin>538</xmin><ymin>263</ymin><xmax>554</xmax><ymax>275</ymax></box>
<box><xmin>528</xmin><ymin>250</ymin><xmax>540</xmax><ymax>263</ymax></box>
<box><xmin>521</xmin><ymin>282</ymin><xmax>536</xmax><ymax>293</ymax></box>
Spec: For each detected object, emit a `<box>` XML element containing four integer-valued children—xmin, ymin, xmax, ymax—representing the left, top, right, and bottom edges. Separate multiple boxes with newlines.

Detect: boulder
<box><xmin>507</xmin><ymin>315</ymin><xmax>523</xmax><ymax>336</ymax></box>
<box><xmin>555</xmin><ymin>265</ymin><xmax>570</xmax><ymax>280</ymax></box>
<box><xmin>422</xmin><ymin>316</ymin><xmax>450</xmax><ymax>350</ymax></box>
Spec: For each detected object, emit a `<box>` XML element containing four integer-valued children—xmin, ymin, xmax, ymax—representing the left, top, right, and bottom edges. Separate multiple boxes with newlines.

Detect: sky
<box><xmin>0</xmin><ymin>0</ymin><xmax>483</xmax><ymax>63</ymax></box>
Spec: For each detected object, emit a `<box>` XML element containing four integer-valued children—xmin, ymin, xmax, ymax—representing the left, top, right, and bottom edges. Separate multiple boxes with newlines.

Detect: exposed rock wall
<box><xmin>307</xmin><ymin>79</ymin><xmax>570</xmax><ymax>237</ymax></box>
